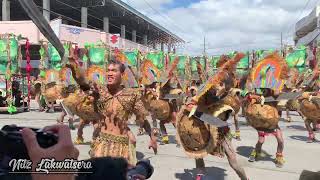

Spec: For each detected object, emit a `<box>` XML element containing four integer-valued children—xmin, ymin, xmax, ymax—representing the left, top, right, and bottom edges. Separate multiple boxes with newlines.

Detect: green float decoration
<box><xmin>177</xmin><ymin>56</ymin><xmax>187</xmax><ymax>75</ymax></box>
<box><xmin>285</xmin><ymin>46</ymin><xmax>307</xmax><ymax>73</ymax></box>
<box><xmin>237</xmin><ymin>52</ymin><xmax>250</xmax><ymax>75</ymax></box>
<box><xmin>0</xmin><ymin>36</ymin><xmax>19</xmax><ymax>73</ymax></box>
<box><xmin>40</xmin><ymin>70</ymin><xmax>46</xmax><ymax>78</ymax></box>
<box><xmin>146</xmin><ymin>52</ymin><xmax>165</xmax><ymax>70</ymax></box>
<box><xmin>210</xmin><ymin>56</ymin><xmax>220</xmax><ymax>68</ymax></box>
<box><xmin>82</xmin><ymin>54</ymin><xmax>88</xmax><ymax>62</ymax></box>
<box><xmin>190</xmin><ymin>57</ymin><xmax>198</xmax><ymax>72</ymax></box>
<box><xmin>48</xmin><ymin>43</ymin><xmax>69</xmax><ymax>71</ymax></box>
<box><xmin>88</xmin><ymin>47</ymin><xmax>106</xmax><ymax>66</ymax></box>
<box><xmin>125</xmin><ymin>50</ymin><xmax>138</xmax><ymax>67</ymax></box>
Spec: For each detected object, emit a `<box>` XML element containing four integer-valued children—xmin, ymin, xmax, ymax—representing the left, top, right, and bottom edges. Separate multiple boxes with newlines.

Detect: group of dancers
<box><xmin>33</xmin><ymin>50</ymin><xmax>319</xmax><ymax>180</ymax></box>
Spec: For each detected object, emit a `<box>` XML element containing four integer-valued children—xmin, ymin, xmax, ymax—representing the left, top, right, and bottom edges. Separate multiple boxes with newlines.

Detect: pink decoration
<box><xmin>25</xmin><ymin>39</ymin><xmax>31</xmax><ymax>110</ymax></box>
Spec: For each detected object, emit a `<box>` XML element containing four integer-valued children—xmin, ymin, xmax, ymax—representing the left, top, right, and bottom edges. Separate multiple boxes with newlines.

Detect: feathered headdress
<box><xmin>216</xmin><ymin>55</ymin><xmax>229</xmax><ymax>68</ymax></box>
<box><xmin>196</xmin><ymin>59</ymin><xmax>206</xmax><ymax>84</ymax></box>
<box><xmin>183</xmin><ymin>56</ymin><xmax>192</xmax><ymax>91</ymax></box>
<box><xmin>113</xmin><ymin>50</ymin><xmax>139</xmax><ymax>87</ymax></box>
<box><xmin>168</xmin><ymin>56</ymin><xmax>180</xmax><ymax>79</ymax></box>
<box><xmin>86</xmin><ymin>65</ymin><xmax>106</xmax><ymax>85</ymax></box>
<box><xmin>114</xmin><ymin>50</ymin><xmax>128</xmax><ymax>65</ymax></box>
<box><xmin>59</xmin><ymin>67</ymin><xmax>76</xmax><ymax>86</ymax></box>
<box><xmin>45</xmin><ymin>69</ymin><xmax>59</xmax><ymax>83</ymax></box>
<box><xmin>286</xmin><ymin>68</ymin><xmax>299</xmax><ymax>88</ymax></box>
<box><xmin>140</xmin><ymin>59</ymin><xmax>161</xmax><ymax>85</ymax></box>
<box><xmin>193</xmin><ymin>53</ymin><xmax>245</xmax><ymax>103</ymax></box>
<box><xmin>160</xmin><ymin>56</ymin><xmax>180</xmax><ymax>88</ymax></box>
<box><xmin>248</xmin><ymin>52</ymin><xmax>289</xmax><ymax>91</ymax></box>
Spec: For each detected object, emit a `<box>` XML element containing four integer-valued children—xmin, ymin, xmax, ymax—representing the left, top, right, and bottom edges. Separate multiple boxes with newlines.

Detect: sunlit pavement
<box><xmin>0</xmin><ymin>108</ymin><xmax>319</xmax><ymax>180</ymax></box>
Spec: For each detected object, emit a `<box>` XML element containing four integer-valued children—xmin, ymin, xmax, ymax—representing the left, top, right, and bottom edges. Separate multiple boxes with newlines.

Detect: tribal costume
<box><xmin>139</xmin><ymin>58</ymin><xmax>183</xmax><ymax>145</ymax></box>
<box><xmin>244</xmin><ymin>53</ymin><xmax>288</xmax><ymax>168</ymax></box>
<box><xmin>89</xmin><ymin>87</ymin><xmax>148</xmax><ymax>165</ymax></box>
<box><xmin>64</xmin><ymin>56</ymin><xmax>156</xmax><ymax>165</ymax></box>
<box><xmin>176</xmin><ymin>53</ymin><xmax>248</xmax><ymax>180</ymax></box>
<box><xmin>296</xmin><ymin>65</ymin><xmax>320</xmax><ymax>143</ymax></box>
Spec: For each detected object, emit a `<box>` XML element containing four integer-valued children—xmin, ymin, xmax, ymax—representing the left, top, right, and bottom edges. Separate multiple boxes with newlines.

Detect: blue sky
<box><xmin>163</xmin><ymin>0</ymin><xmax>201</xmax><ymax>9</ymax></box>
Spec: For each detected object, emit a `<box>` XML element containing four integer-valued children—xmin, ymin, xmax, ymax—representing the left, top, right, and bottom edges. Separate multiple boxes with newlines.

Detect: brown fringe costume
<box><xmin>89</xmin><ymin>88</ymin><xmax>148</xmax><ymax>165</ymax></box>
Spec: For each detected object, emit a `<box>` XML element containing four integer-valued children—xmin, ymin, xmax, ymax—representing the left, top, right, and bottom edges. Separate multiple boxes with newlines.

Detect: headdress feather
<box><xmin>193</xmin><ymin>53</ymin><xmax>245</xmax><ymax>103</ymax></box>
<box><xmin>140</xmin><ymin>59</ymin><xmax>161</xmax><ymax>85</ymax></box>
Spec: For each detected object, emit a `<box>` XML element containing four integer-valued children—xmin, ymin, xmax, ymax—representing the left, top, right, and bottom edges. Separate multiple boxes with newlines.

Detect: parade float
<box><xmin>0</xmin><ymin>34</ymin><xmax>31</xmax><ymax>113</ymax></box>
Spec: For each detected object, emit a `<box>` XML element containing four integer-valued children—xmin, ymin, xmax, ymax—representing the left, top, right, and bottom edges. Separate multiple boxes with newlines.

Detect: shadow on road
<box><xmin>287</xmin><ymin>125</ymin><xmax>307</xmax><ymax>131</ymax></box>
<box><xmin>156</xmin><ymin>135</ymin><xmax>179</xmax><ymax>145</ymax></box>
<box><xmin>289</xmin><ymin>135</ymin><xmax>310</xmax><ymax>142</ymax></box>
<box><xmin>169</xmin><ymin>135</ymin><xmax>178</xmax><ymax>144</ymax></box>
<box><xmin>236</xmin><ymin>146</ymin><xmax>273</xmax><ymax>161</ymax></box>
<box><xmin>136</xmin><ymin>151</ymin><xmax>145</xmax><ymax>160</ymax></box>
<box><xmin>175</xmin><ymin>167</ymin><xmax>227</xmax><ymax>180</ymax></box>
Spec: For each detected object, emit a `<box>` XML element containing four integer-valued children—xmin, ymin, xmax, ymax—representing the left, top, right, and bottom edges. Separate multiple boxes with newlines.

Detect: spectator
<box><xmin>0</xmin><ymin>91</ymin><xmax>7</xmax><ymax>107</ymax></box>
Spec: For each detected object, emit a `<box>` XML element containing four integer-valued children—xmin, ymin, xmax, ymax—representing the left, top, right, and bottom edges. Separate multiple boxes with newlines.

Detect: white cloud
<box><xmin>122</xmin><ymin>0</ymin><xmax>320</xmax><ymax>55</ymax></box>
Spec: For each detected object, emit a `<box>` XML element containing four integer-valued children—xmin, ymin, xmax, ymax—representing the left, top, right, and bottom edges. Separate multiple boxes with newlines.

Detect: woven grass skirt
<box><xmin>90</xmin><ymin>132</ymin><xmax>137</xmax><ymax>165</ymax></box>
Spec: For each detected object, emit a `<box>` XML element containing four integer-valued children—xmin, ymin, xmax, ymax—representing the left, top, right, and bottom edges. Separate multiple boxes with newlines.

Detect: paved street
<box><xmin>0</xmin><ymin>108</ymin><xmax>319</xmax><ymax>180</ymax></box>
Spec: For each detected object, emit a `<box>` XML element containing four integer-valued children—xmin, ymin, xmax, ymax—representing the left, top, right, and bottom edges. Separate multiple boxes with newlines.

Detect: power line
<box><xmin>141</xmin><ymin>0</ymin><xmax>187</xmax><ymax>34</ymax></box>
<box><xmin>125</xmin><ymin>0</ymin><xmax>194</xmax><ymax>43</ymax></box>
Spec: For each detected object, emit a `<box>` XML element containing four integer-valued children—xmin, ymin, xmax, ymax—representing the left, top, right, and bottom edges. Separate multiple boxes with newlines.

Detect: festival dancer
<box><xmin>75</xmin><ymin>84</ymin><xmax>101</xmax><ymax>144</ymax></box>
<box><xmin>139</xmin><ymin>59</ymin><xmax>182</xmax><ymax>145</ymax></box>
<box><xmin>243</xmin><ymin>90</ymin><xmax>285</xmax><ymax>168</ymax></box>
<box><xmin>57</xmin><ymin>101</ymin><xmax>75</xmax><ymax>130</ymax></box>
<box><xmin>56</xmin><ymin>84</ymin><xmax>76</xmax><ymax>129</ymax></box>
<box><xmin>297</xmin><ymin>65</ymin><xmax>320</xmax><ymax>142</ymax></box>
<box><xmin>244</xmin><ymin>53</ymin><xmax>288</xmax><ymax>168</ymax></box>
<box><xmin>177</xmin><ymin>53</ymin><xmax>248</xmax><ymax>180</ymax></box>
<box><xmin>215</xmin><ymin>55</ymin><xmax>242</xmax><ymax>141</ymax></box>
<box><xmin>67</xmin><ymin>58</ymin><xmax>157</xmax><ymax>165</ymax></box>
<box><xmin>138</xmin><ymin>81</ymin><xmax>160</xmax><ymax>136</ymax></box>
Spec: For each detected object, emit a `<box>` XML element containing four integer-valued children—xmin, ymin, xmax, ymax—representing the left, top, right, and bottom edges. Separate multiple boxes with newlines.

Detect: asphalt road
<box><xmin>0</xmin><ymin>108</ymin><xmax>319</xmax><ymax>180</ymax></box>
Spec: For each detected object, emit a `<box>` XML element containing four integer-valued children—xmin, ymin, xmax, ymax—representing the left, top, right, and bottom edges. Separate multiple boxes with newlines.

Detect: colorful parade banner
<box><xmin>177</xmin><ymin>56</ymin><xmax>187</xmax><ymax>75</ymax></box>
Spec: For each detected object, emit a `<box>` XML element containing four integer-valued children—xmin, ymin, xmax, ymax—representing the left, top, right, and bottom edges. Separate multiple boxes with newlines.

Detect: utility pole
<box><xmin>203</xmin><ymin>36</ymin><xmax>206</xmax><ymax>56</ymax></box>
<box><xmin>281</xmin><ymin>32</ymin><xmax>283</xmax><ymax>57</ymax></box>
<box><xmin>203</xmin><ymin>36</ymin><xmax>208</xmax><ymax>77</ymax></box>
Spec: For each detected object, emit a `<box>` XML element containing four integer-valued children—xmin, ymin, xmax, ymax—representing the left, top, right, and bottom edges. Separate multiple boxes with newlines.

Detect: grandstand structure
<box><xmin>0</xmin><ymin>0</ymin><xmax>184</xmax><ymax>51</ymax></box>
<box><xmin>0</xmin><ymin>0</ymin><xmax>184</xmax><ymax>75</ymax></box>
<box><xmin>295</xmin><ymin>5</ymin><xmax>320</xmax><ymax>46</ymax></box>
